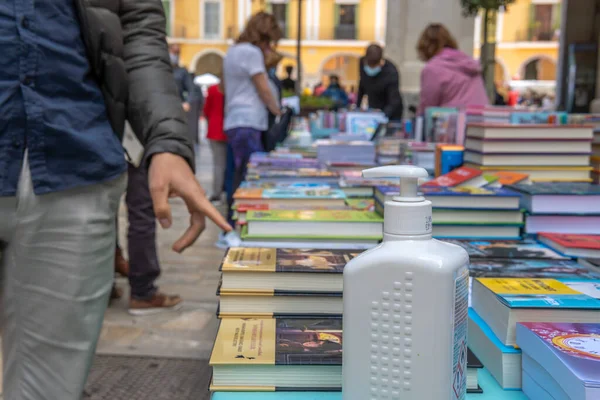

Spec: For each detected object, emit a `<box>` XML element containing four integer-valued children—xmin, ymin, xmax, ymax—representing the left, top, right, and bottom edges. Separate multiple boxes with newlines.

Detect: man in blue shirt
<box><xmin>0</xmin><ymin>1</ymin><xmax>234</xmax><ymax>399</ymax></box>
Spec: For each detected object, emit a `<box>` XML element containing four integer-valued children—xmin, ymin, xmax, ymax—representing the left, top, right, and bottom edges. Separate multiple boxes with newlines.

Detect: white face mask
<box><xmin>170</xmin><ymin>53</ymin><xmax>180</xmax><ymax>66</ymax></box>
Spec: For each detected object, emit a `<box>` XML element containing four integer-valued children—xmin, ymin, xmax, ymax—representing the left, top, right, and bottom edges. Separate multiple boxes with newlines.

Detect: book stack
<box><xmin>375</xmin><ymin>167</ymin><xmax>523</xmax><ymax>239</ymax></box>
<box><xmin>464</xmin><ymin>123</ymin><xmax>594</xmax><ymax>182</ymax></box>
<box><xmin>217</xmin><ymin>247</ymin><xmax>359</xmax><ymax>318</ymax></box>
<box><xmin>516</xmin><ymin>322</ymin><xmax>600</xmax><ymax>399</ymax></box>
<box><xmin>470</xmin><ymin>277</ymin><xmax>600</xmax><ymax>389</ymax></box>
<box><xmin>315</xmin><ymin>140</ymin><xmax>376</xmax><ymax>165</ymax></box>
<box><xmin>211</xmin><ymin>246</ymin><xmax>492</xmax><ymax>395</ymax></box>
<box><xmin>376</xmin><ymin>137</ymin><xmax>403</xmax><ymax>165</ymax></box>
<box><xmin>507</xmin><ymin>182</ymin><xmax>600</xmax><ymax>235</ymax></box>
<box><xmin>240</xmin><ymin>210</ymin><xmax>382</xmax><ymax>249</ymax></box>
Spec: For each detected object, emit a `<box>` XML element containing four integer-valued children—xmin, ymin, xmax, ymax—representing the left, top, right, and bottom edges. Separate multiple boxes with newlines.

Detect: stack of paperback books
<box><xmin>507</xmin><ymin>183</ymin><xmax>600</xmax><ymax>235</ymax></box>
<box><xmin>464</xmin><ymin>123</ymin><xmax>594</xmax><ymax>182</ymax></box>
<box><xmin>375</xmin><ymin>167</ymin><xmax>523</xmax><ymax>239</ymax></box>
<box><xmin>516</xmin><ymin>322</ymin><xmax>600</xmax><ymax>399</ymax></box>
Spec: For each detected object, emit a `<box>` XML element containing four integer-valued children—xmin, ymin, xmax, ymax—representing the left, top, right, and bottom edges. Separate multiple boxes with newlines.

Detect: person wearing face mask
<box><xmin>356</xmin><ymin>44</ymin><xmax>404</xmax><ymax>121</ymax></box>
<box><xmin>321</xmin><ymin>75</ymin><xmax>349</xmax><ymax>109</ymax></box>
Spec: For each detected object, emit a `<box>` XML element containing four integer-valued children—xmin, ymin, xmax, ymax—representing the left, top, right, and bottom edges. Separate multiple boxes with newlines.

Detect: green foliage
<box><xmin>299</xmin><ymin>95</ymin><xmax>335</xmax><ymax>108</ymax></box>
<box><xmin>282</xmin><ymin>89</ymin><xmax>335</xmax><ymax>108</ymax></box>
<box><xmin>460</xmin><ymin>0</ymin><xmax>516</xmax><ymax>16</ymax></box>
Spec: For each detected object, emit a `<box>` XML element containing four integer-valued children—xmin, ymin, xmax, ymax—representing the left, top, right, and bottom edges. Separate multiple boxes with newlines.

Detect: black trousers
<box><xmin>126</xmin><ymin>162</ymin><xmax>160</xmax><ymax>299</ymax></box>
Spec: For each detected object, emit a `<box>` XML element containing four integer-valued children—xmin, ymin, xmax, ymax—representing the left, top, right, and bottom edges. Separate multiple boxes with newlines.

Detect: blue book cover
<box><xmin>507</xmin><ymin>182</ymin><xmax>600</xmax><ymax>196</ymax></box>
<box><xmin>240</xmin><ymin>182</ymin><xmax>339</xmax><ymax>191</ymax></box>
<box><xmin>476</xmin><ymin>278</ymin><xmax>600</xmax><ymax>309</ymax></box>
<box><xmin>262</xmin><ymin>188</ymin><xmax>346</xmax><ymax>200</ymax></box>
<box><xmin>517</xmin><ymin>322</ymin><xmax>600</xmax><ymax>396</ymax></box>
<box><xmin>469</xmin><ymin>309</ymin><xmax>521</xmax><ymax>355</ymax></box>
<box><xmin>509</xmin><ymin>111</ymin><xmax>568</xmax><ymax>124</ymax></box>
<box><xmin>420</xmin><ymin>186</ymin><xmax>521</xmax><ymax>198</ymax></box>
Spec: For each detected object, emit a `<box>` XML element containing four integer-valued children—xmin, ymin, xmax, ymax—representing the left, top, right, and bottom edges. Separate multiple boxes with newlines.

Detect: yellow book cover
<box><xmin>476</xmin><ymin>278</ymin><xmax>600</xmax><ymax>309</ymax></box>
<box><xmin>221</xmin><ymin>248</ymin><xmax>360</xmax><ymax>274</ymax></box>
<box><xmin>477</xmin><ymin>278</ymin><xmax>581</xmax><ymax>296</ymax></box>
<box><xmin>209</xmin><ymin>318</ymin><xmax>343</xmax><ymax>366</ymax></box>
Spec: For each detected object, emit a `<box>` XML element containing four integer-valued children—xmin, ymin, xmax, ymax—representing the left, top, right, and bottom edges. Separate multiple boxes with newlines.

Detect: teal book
<box><xmin>210</xmin><ymin>368</ymin><xmax>529</xmax><ymax>399</ymax></box>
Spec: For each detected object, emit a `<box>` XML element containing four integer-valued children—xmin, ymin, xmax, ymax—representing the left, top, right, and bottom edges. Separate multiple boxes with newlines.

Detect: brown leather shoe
<box><xmin>115</xmin><ymin>246</ymin><xmax>129</xmax><ymax>277</ymax></box>
<box><xmin>128</xmin><ymin>292</ymin><xmax>183</xmax><ymax>315</ymax></box>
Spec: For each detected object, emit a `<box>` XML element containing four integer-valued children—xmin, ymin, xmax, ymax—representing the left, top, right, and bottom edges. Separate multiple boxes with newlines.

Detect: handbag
<box><xmin>262</xmin><ymin>107</ymin><xmax>293</xmax><ymax>152</ymax></box>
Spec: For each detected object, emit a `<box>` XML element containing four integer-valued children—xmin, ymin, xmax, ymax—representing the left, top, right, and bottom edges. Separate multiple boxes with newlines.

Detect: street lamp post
<box><xmin>296</xmin><ymin>0</ymin><xmax>302</xmax><ymax>96</ymax></box>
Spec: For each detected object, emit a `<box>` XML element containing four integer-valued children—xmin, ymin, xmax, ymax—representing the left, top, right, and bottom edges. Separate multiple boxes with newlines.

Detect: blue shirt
<box><xmin>0</xmin><ymin>0</ymin><xmax>126</xmax><ymax>196</ymax></box>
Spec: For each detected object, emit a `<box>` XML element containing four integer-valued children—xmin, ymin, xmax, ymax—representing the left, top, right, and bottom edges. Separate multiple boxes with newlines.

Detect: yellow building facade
<box><xmin>163</xmin><ymin>0</ymin><xmax>388</xmax><ymax>89</ymax></box>
<box><xmin>473</xmin><ymin>0</ymin><xmax>561</xmax><ymax>85</ymax></box>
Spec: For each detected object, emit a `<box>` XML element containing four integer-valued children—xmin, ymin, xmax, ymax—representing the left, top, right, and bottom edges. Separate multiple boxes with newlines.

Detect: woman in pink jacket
<box><xmin>416</xmin><ymin>23</ymin><xmax>489</xmax><ymax>115</ymax></box>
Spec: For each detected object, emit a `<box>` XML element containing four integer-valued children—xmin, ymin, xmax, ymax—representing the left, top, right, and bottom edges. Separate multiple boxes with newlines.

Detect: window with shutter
<box><xmin>204</xmin><ymin>1</ymin><xmax>221</xmax><ymax>39</ymax></box>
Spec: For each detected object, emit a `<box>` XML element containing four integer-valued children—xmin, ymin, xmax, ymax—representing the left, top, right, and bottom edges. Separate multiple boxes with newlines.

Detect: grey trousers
<box><xmin>209</xmin><ymin>140</ymin><xmax>228</xmax><ymax>196</ymax></box>
<box><xmin>0</xmin><ymin>154</ymin><xmax>126</xmax><ymax>399</ymax></box>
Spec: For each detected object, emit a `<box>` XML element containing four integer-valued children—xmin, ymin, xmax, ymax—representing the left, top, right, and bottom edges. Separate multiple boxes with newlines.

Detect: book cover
<box><xmin>240</xmin><ymin>225</ymin><xmax>382</xmax><ymax>241</ymax></box>
<box><xmin>210</xmin><ymin>318</ymin><xmax>343</xmax><ymax>366</ymax></box>
<box><xmin>444</xmin><ymin>239</ymin><xmax>568</xmax><ymax>260</ymax></box>
<box><xmin>234</xmin><ymin>188</ymin><xmax>346</xmax><ymax>200</ymax></box>
<box><xmin>507</xmin><ymin>182</ymin><xmax>600</xmax><ymax>196</ymax></box>
<box><xmin>221</xmin><ymin>248</ymin><xmax>361</xmax><ymax>274</ymax></box>
<box><xmin>519</xmin><ymin>322</ymin><xmax>600</xmax><ymax>361</ymax></box>
<box><xmin>245</xmin><ymin>210</ymin><xmax>383</xmax><ymax>223</ymax></box>
<box><xmin>488</xmin><ymin>171</ymin><xmax>529</xmax><ymax>185</ymax></box>
<box><xmin>436</xmin><ymin>145</ymin><xmax>464</xmax><ymax>176</ymax></box>
<box><xmin>247</xmin><ymin>169</ymin><xmax>338</xmax><ymax>180</ymax></box>
<box><xmin>420</xmin><ymin>186</ymin><xmax>521</xmax><ymax>198</ymax></box>
<box><xmin>240</xmin><ymin>182</ymin><xmax>337</xmax><ymax>191</ymax></box>
<box><xmin>422</xmin><ymin>166</ymin><xmax>482</xmax><ymax>187</ymax></box>
<box><xmin>345</xmin><ymin>198</ymin><xmax>374</xmax><ymax>211</ymax></box>
<box><xmin>468</xmin><ymin>259</ymin><xmax>600</xmax><ymax>280</ymax></box>
<box><xmin>517</xmin><ymin>322</ymin><xmax>600</xmax><ymax>389</ymax></box>
<box><xmin>539</xmin><ymin>233</ymin><xmax>600</xmax><ymax>250</ymax></box>
<box><xmin>476</xmin><ymin>278</ymin><xmax>600</xmax><ymax>309</ymax></box>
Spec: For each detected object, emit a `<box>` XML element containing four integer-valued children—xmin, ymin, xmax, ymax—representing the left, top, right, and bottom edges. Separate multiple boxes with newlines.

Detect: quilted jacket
<box><xmin>74</xmin><ymin>0</ymin><xmax>195</xmax><ymax>168</ymax></box>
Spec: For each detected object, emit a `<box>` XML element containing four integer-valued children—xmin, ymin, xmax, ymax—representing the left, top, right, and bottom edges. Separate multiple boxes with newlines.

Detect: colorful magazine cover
<box><xmin>221</xmin><ymin>248</ymin><xmax>361</xmax><ymax>274</ymax></box>
<box><xmin>519</xmin><ymin>322</ymin><xmax>600</xmax><ymax>362</ymax></box>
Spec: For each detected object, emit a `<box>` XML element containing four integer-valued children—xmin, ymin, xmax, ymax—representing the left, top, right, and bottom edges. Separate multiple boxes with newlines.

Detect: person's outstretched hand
<box><xmin>149</xmin><ymin>153</ymin><xmax>233</xmax><ymax>253</ymax></box>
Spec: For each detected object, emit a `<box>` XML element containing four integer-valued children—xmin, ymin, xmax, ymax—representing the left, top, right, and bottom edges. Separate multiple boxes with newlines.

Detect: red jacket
<box><xmin>203</xmin><ymin>85</ymin><xmax>227</xmax><ymax>141</ymax></box>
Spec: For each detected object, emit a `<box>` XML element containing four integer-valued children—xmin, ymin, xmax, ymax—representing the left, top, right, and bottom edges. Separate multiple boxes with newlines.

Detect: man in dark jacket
<box><xmin>169</xmin><ymin>43</ymin><xmax>204</xmax><ymax>145</ymax></box>
<box><xmin>0</xmin><ymin>1</ymin><xmax>233</xmax><ymax>399</ymax></box>
<box><xmin>356</xmin><ymin>44</ymin><xmax>404</xmax><ymax>121</ymax></box>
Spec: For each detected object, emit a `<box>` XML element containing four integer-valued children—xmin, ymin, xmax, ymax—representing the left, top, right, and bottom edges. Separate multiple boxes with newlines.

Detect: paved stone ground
<box><xmin>98</xmin><ymin>141</ymin><xmax>224</xmax><ymax>361</ymax></box>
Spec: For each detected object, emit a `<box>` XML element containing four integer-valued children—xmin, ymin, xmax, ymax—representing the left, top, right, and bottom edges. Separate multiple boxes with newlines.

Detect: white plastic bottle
<box><xmin>342</xmin><ymin>165</ymin><xmax>470</xmax><ymax>400</ymax></box>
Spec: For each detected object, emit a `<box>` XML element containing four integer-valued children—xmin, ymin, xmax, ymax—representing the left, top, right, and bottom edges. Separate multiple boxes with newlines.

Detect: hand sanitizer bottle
<box><xmin>342</xmin><ymin>165</ymin><xmax>470</xmax><ymax>400</ymax></box>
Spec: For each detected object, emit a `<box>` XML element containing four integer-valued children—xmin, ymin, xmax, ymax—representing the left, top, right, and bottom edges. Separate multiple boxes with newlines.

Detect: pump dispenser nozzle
<box><xmin>363</xmin><ymin>165</ymin><xmax>432</xmax><ymax>236</ymax></box>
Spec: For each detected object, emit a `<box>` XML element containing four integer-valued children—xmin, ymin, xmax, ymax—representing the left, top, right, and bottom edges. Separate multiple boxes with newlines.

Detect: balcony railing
<box><xmin>514</xmin><ymin>27</ymin><xmax>559</xmax><ymax>42</ymax></box>
<box><xmin>334</xmin><ymin>24</ymin><xmax>356</xmax><ymax>40</ymax></box>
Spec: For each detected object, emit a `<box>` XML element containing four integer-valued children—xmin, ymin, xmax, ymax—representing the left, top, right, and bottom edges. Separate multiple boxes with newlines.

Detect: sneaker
<box><xmin>128</xmin><ymin>292</ymin><xmax>183</xmax><ymax>315</ymax></box>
